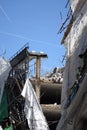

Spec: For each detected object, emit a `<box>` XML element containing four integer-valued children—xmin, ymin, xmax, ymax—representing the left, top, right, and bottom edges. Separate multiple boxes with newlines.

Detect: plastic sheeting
<box><xmin>0</xmin><ymin>90</ymin><xmax>8</xmax><ymax>121</ymax></box>
<box><xmin>4</xmin><ymin>125</ymin><xmax>13</xmax><ymax>130</ymax></box>
<box><xmin>0</xmin><ymin>126</ymin><xmax>3</xmax><ymax>130</ymax></box>
<box><xmin>21</xmin><ymin>78</ymin><xmax>49</xmax><ymax>130</ymax></box>
<box><xmin>0</xmin><ymin>57</ymin><xmax>11</xmax><ymax>104</ymax></box>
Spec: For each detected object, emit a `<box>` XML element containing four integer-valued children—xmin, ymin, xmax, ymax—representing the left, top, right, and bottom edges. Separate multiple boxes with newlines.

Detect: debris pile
<box><xmin>40</xmin><ymin>67</ymin><xmax>64</xmax><ymax>84</ymax></box>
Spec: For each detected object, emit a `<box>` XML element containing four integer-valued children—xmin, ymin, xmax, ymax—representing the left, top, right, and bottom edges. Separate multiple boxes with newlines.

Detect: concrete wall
<box><xmin>56</xmin><ymin>0</ymin><xmax>87</xmax><ymax>130</ymax></box>
<box><xmin>61</xmin><ymin>0</ymin><xmax>87</xmax><ymax>112</ymax></box>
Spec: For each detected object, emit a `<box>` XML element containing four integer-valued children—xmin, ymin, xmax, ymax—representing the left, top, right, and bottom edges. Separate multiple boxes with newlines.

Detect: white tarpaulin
<box><xmin>21</xmin><ymin>78</ymin><xmax>49</xmax><ymax>130</ymax></box>
<box><xmin>0</xmin><ymin>126</ymin><xmax>3</xmax><ymax>130</ymax></box>
<box><xmin>0</xmin><ymin>57</ymin><xmax>11</xmax><ymax>104</ymax></box>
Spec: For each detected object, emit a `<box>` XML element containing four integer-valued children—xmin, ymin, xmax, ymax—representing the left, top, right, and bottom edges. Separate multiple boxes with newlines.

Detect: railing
<box><xmin>9</xmin><ymin>43</ymin><xmax>29</xmax><ymax>61</ymax></box>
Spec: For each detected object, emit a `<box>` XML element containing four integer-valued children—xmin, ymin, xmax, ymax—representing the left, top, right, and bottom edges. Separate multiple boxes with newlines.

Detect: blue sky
<box><xmin>0</xmin><ymin>0</ymin><xmax>69</xmax><ymax>73</ymax></box>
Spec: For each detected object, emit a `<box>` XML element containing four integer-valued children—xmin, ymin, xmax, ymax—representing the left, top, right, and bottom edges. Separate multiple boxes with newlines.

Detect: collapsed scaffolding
<box><xmin>0</xmin><ymin>44</ymin><xmax>49</xmax><ymax>130</ymax></box>
<box><xmin>0</xmin><ymin>44</ymin><xmax>63</xmax><ymax>130</ymax></box>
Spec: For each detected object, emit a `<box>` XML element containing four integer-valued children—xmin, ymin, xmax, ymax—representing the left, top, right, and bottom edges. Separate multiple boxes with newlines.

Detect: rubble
<box><xmin>40</xmin><ymin>67</ymin><xmax>64</xmax><ymax>84</ymax></box>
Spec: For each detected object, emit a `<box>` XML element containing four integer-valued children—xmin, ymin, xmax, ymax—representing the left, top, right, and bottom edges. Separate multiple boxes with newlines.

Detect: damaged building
<box><xmin>56</xmin><ymin>0</ymin><xmax>87</xmax><ymax>130</ymax></box>
<box><xmin>0</xmin><ymin>44</ymin><xmax>63</xmax><ymax>130</ymax></box>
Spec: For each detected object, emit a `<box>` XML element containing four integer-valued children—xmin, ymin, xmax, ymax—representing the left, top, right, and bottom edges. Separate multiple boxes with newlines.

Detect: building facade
<box><xmin>56</xmin><ymin>0</ymin><xmax>87</xmax><ymax>130</ymax></box>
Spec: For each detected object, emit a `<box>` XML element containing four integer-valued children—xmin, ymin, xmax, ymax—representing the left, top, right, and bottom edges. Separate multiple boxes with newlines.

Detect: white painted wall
<box><xmin>56</xmin><ymin>1</ymin><xmax>87</xmax><ymax>130</ymax></box>
<box><xmin>70</xmin><ymin>0</ymin><xmax>81</xmax><ymax>12</ymax></box>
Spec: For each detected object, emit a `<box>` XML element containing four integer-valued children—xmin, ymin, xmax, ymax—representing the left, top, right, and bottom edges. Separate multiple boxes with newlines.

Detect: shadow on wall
<box><xmin>76</xmin><ymin>118</ymin><xmax>87</xmax><ymax>130</ymax></box>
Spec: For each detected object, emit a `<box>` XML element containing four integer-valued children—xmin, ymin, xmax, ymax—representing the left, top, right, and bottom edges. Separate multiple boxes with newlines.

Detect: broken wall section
<box><xmin>70</xmin><ymin>0</ymin><xmax>79</xmax><ymax>11</ymax></box>
<box><xmin>61</xmin><ymin>0</ymin><xmax>87</xmax><ymax>114</ymax></box>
